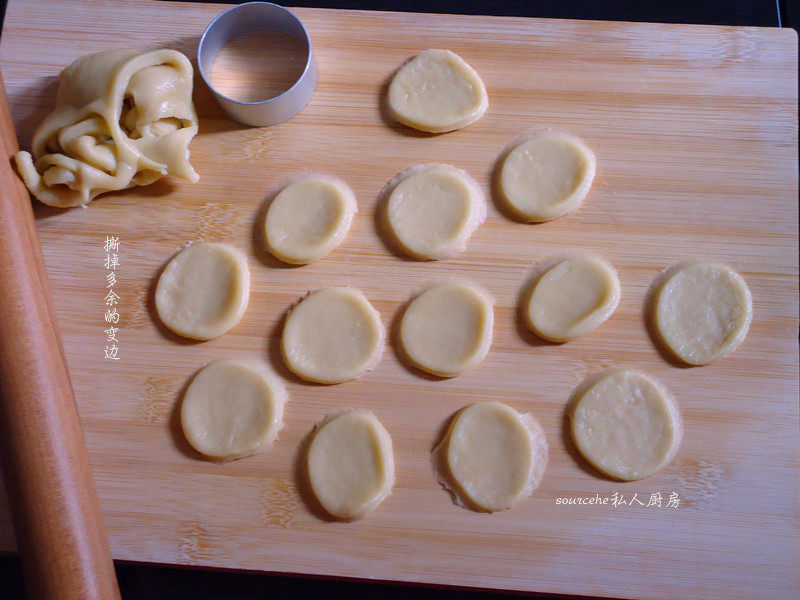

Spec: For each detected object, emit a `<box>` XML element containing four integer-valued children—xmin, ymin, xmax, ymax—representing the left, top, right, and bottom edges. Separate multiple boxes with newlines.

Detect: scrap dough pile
<box><xmin>15</xmin><ymin>49</ymin><xmax>199</xmax><ymax>207</ymax></box>
<box><xmin>19</xmin><ymin>46</ymin><xmax>753</xmax><ymax>521</ymax></box>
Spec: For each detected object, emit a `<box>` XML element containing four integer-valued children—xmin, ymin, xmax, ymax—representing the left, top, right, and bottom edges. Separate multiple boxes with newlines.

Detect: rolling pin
<box><xmin>0</xmin><ymin>69</ymin><xmax>121</xmax><ymax>599</ymax></box>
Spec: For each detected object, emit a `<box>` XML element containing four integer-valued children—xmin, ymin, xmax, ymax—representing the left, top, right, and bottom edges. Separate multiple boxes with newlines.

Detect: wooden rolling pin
<box><xmin>0</xmin><ymin>69</ymin><xmax>121</xmax><ymax>600</ymax></box>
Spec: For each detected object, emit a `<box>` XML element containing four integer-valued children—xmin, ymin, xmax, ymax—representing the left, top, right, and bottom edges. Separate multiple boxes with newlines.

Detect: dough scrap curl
<box><xmin>15</xmin><ymin>49</ymin><xmax>199</xmax><ymax>207</ymax></box>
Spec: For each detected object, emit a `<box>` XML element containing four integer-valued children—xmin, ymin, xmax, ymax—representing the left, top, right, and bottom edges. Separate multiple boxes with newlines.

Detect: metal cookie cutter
<box><xmin>197</xmin><ymin>2</ymin><xmax>317</xmax><ymax>126</ymax></box>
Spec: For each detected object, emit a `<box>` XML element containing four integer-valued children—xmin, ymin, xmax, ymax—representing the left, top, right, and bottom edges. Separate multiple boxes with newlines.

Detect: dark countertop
<box><xmin>0</xmin><ymin>0</ymin><xmax>792</xmax><ymax>598</ymax></box>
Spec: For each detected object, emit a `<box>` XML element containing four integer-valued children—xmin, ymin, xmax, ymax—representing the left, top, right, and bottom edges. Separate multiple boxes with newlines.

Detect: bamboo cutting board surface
<box><xmin>0</xmin><ymin>0</ymin><xmax>798</xmax><ymax>597</ymax></box>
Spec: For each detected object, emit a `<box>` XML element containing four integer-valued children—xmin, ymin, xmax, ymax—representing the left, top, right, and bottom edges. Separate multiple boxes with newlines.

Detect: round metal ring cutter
<box><xmin>198</xmin><ymin>2</ymin><xmax>317</xmax><ymax>126</ymax></box>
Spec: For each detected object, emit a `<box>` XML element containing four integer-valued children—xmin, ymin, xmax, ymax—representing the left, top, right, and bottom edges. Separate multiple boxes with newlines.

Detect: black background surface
<box><xmin>0</xmin><ymin>0</ymin><xmax>794</xmax><ymax>598</ymax></box>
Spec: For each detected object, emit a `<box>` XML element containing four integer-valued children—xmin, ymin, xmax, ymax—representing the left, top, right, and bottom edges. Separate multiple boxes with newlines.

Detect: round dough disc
<box><xmin>282</xmin><ymin>287</ymin><xmax>385</xmax><ymax>384</ymax></box>
<box><xmin>388</xmin><ymin>49</ymin><xmax>488</xmax><ymax>133</ymax></box>
<box><xmin>525</xmin><ymin>254</ymin><xmax>620</xmax><ymax>342</ymax></box>
<box><xmin>308</xmin><ymin>411</ymin><xmax>395</xmax><ymax>520</ymax></box>
<box><xmin>499</xmin><ymin>132</ymin><xmax>596</xmax><ymax>222</ymax></box>
<box><xmin>654</xmin><ymin>262</ymin><xmax>752</xmax><ymax>365</ymax></box>
<box><xmin>400</xmin><ymin>282</ymin><xmax>493</xmax><ymax>377</ymax></box>
<box><xmin>570</xmin><ymin>370</ymin><xmax>682</xmax><ymax>481</ymax></box>
<box><xmin>443</xmin><ymin>402</ymin><xmax>547</xmax><ymax>512</ymax></box>
<box><xmin>386</xmin><ymin>164</ymin><xmax>485</xmax><ymax>260</ymax></box>
<box><xmin>264</xmin><ymin>177</ymin><xmax>357</xmax><ymax>264</ymax></box>
<box><xmin>181</xmin><ymin>360</ymin><xmax>286</xmax><ymax>461</ymax></box>
<box><xmin>155</xmin><ymin>242</ymin><xmax>250</xmax><ymax>340</ymax></box>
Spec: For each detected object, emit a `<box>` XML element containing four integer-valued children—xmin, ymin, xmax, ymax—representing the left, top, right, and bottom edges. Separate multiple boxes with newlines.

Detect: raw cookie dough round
<box><xmin>654</xmin><ymin>262</ymin><xmax>752</xmax><ymax>365</ymax></box>
<box><xmin>264</xmin><ymin>177</ymin><xmax>357</xmax><ymax>264</ymax></box>
<box><xmin>570</xmin><ymin>370</ymin><xmax>682</xmax><ymax>481</ymax></box>
<box><xmin>282</xmin><ymin>287</ymin><xmax>385</xmax><ymax>384</ymax></box>
<box><xmin>155</xmin><ymin>242</ymin><xmax>250</xmax><ymax>340</ymax></box>
<box><xmin>499</xmin><ymin>131</ymin><xmax>596</xmax><ymax>222</ymax></box>
<box><xmin>388</xmin><ymin>49</ymin><xmax>488</xmax><ymax>133</ymax></box>
<box><xmin>440</xmin><ymin>402</ymin><xmax>547</xmax><ymax>512</ymax></box>
<box><xmin>181</xmin><ymin>360</ymin><xmax>286</xmax><ymax>461</ymax></box>
<box><xmin>307</xmin><ymin>411</ymin><xmax>395</xmax><ymax>520</ymax></box>
<box><xmin>525</xmin><ymin>255</ymin><xmax>620</xmax><ymax>342</ymax></box>
<box><xmin>400</xmin><ymin>282</ymin><xmax>493</xmax><ymax>377</ymax></box>
<box><xmin>385</xmin><ymin>164</ymin><xmax>486</xmax><ymax>260</ymax></box>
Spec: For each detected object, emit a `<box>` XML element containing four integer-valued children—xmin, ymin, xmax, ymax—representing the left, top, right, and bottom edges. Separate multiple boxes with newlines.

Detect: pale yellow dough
<box><xmin>264</xmin><ymin>177</ymin><xmax>357</xmax><ymax>264</ymax></box>
<box><xmin>571</xmin><ymin>370</ymin><xmax>682</xmax><ymax>481</ymax></box>
<box><xmin>388</xmin><ymin>49</ymin><xmax>488</xmax><ymax>133</ymax></box>
<box><xmin>400</xmin><ymin>282</ymin><xmax>493</xmax><ymax>377</ymax></box>
<box><xmin>525</xmin><ymin>255</ymin><xmax>620</xmax><ymax>342</ymax></box>
<box><xmin>654</xmin><ymin>262</ymin><xmax>752</xmax><ymax>365</ymax></box>
<box><xmin>155</xmin><ymin>242</ymin><xmax>250</xmax><ymax>340</ymax></box>
<box><xmin>181</xmin><ymin>360</ymin><xmax>286</xmax><ymax>461</ymax></box>
<box><xmin>15</xmin><ymin>49</ymin><xmax>199</xmax><ymax>207</ymax></box>
<box><xmin>385</xmin><ymin>164</ymin><xmax>486</xmax><ymax>260</ymax></box>
<box><xmin>438</xmin><ymin>402</ymin><xmax>548</xmax><ymax>512</ymax></box>
<box><xmin>499</xmin><ymin>132</ymin><xmax>596</xmax><ymax>222</ymax></box>
<box><xmin>282</xmin><ymin>287</ymin><xmax>385</xmax><ymax>384</ymax></box>
<box><xmin>307</xmin><ymin>411</ymin><xmax>395</xmax><ymax>520</ymax></box>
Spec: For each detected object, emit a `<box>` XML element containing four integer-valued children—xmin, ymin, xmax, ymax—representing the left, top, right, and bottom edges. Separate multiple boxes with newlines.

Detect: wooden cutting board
<box><xmin>1</xmin><ymin>0</ymin><xmax>797</xmax><ymax>597</ymax></box>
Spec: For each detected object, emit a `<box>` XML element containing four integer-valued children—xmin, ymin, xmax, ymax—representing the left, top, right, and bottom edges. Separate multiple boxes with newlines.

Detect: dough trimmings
<box><xmin>264</xmin><ymin>176</ymin><xmax>357</xmax><ymax>265</ymax></box>
<box><xmin>15</xmin><ymin>49</ymin><xmax>199</xmax><ymax>207</ymax></box>
<box><xmin>435</xmin><ymin>402</ymin><xmax>548</xmax><ymax>512</ymax></box>
<box><xmin>654</xmin><ymin>261</ymin><xmax>752</xmax><ymax>365</ymax></box>
<box><xmin>524</xmin><ymin>254</ymin><xmax>620</xmax><ymax>342</ymax></box>
<box><xmin>307</xmin><ymin>411</ymin><xmax>395</xmax><ymax>520</ymax></box>
<box><xmin>385</xmin><ymin>164</ymin><xmax>486</xmax><ymax>260</ymax></box>
<box><xmin>181</xmin><ymin>360</ymin><xmax>286</xmax><ymax>461</ymax></box>
<box><xmin>282</xmin><ymin>287</ymin><xmax>385</xmax><ymax>384</ymax></box>
<box><xmin>155</xmin><ymin>242</ymin><xmax>250</xmax><ymax>340</ymax></box>
<box><xmin>399</xmin><ymin>282</ymin><xmax>493</xmax><ymax>377</ymax></box>
<box><xmin>499</xmin><ymin>131</ymin><xmax>596</xmax><ymax>222</ymax></box>
<box><xmin>570</xmin><ymin>370</ymin><xmax>682</xmax><ymax>481</ymax></box>
<box><xmin>388</xmin><ymin>49</ymin><xmax>488</xmax><ymax>133</ymax></box>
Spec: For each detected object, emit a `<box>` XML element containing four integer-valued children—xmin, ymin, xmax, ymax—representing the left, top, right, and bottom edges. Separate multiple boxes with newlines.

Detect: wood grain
<box><xmin>0</xmin><ymin>67</ymin><xmax>120</xmax><ymax>599</ymax></box>
<box><xmin>0</xmin><ymin>1</ymin><xmax>797</xmax><ymax>598</ymax></box>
